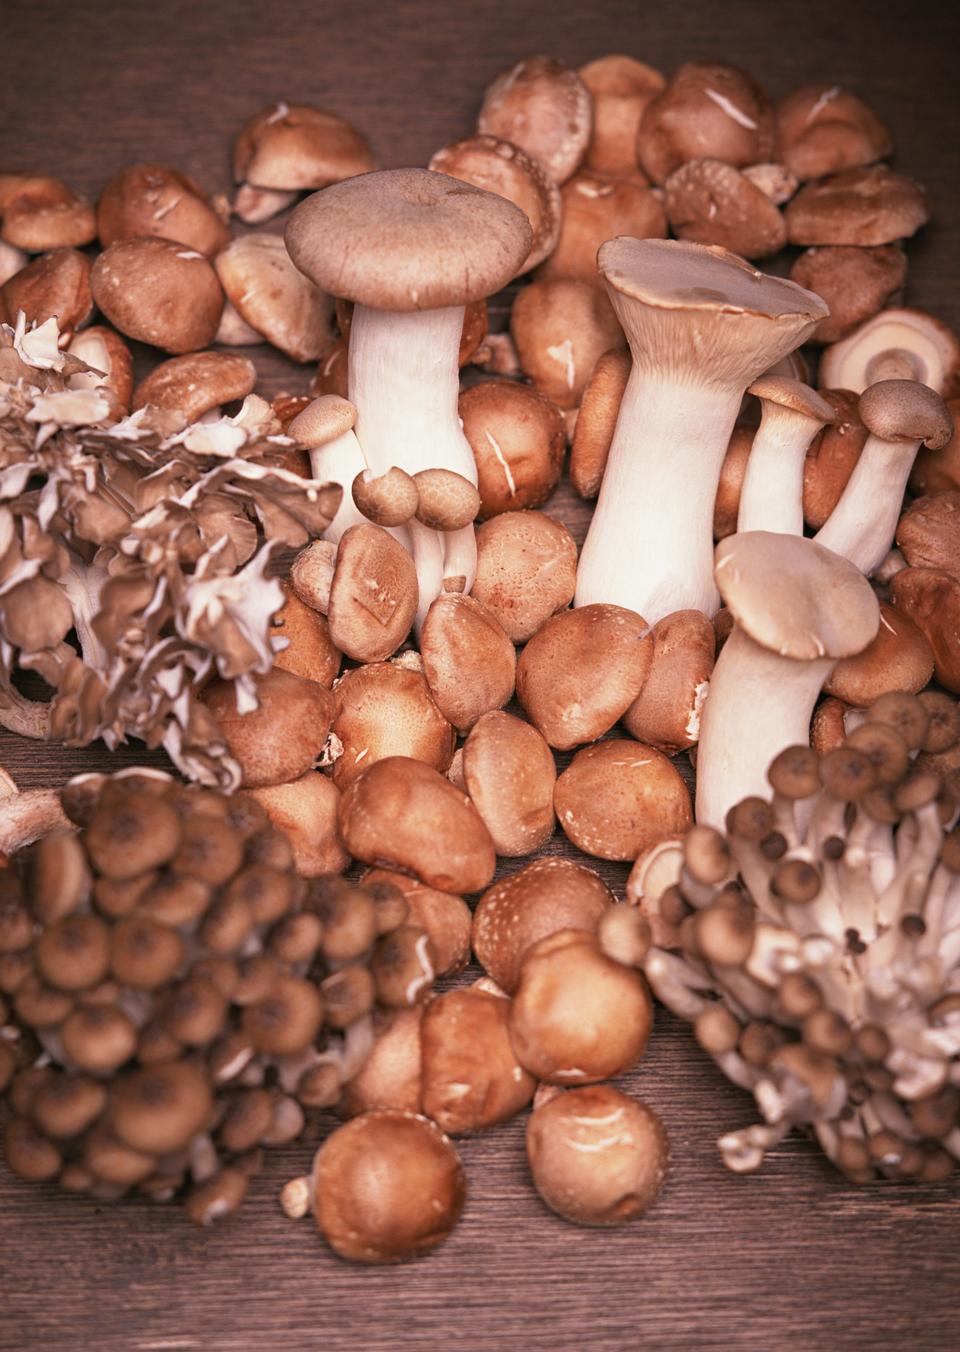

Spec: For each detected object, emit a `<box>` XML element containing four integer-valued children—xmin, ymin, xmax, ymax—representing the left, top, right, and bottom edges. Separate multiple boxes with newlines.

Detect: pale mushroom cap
<box><xmin>214</xmin><ymin>232</ymin><xmax>333</xmax><ymax>363</ymax></box>
<box><xmin>818</xmin><ymin>307</ymin><xmax>960</xmax><ymax>397</ymax></box>
<box><xmin>287</xmin><ymin>394</ymin><xmax>357</xmax><ymax>448</ymax></box>
<box><xmin>785</xmin><ymin>165</ymin><xmax>930</xmax><ymax>248</ymax></box>
<box><xmin>285</xmin><ymin>168</ymin><xmax>532</xmax><ymax>311</ymax></box>
<box><xmin>858</xmin><ymin>380</ymin><xmax>953</xmax><ymax>449</ymax></box>
<box><xmin>599</xmin><ymin>238</ymin><xmax>827</xmax><ymax>381</ymax></box>
<box><xmin>234</xmin><ymin>103</ymin><xmax>377</xmax><ymax>190</ymax></box>
<box><xmin>715</xmin><ymin>530</ymin><xmax>880</xmax><ymax>660</ymax></box>
<box><xmin>477</xmin><ymin>55</ymin><xmax>593</xmax><ymax>185</ymax></box>
<box><xmin>747</xmin><ymin>375</ymin><xmax>837</xmax><ymax>423</ymax></box>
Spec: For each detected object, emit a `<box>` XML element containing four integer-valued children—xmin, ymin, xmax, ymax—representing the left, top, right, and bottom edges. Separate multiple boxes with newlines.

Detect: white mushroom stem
<box><xmin>348</xmin><ymin>303</ymin><xmax>478</xmax><ymax>627</ymax></box>
<box><xmin>308</xmin><ymin>429</ymin><xmax>372</xmax><ymax>545</ymax></box>
<box><xmin>736</xmin><ymin>405</ymin><xmax>828</xmax><ymax>535</ymax></box>
<box><xmin>813</xmin><ymin>433</ymin><xmax>923</xmax><ymax>575</ymax></box>
<box><xmin>695</xmin><ymin>626</ymin><xmax>834</xmax><ymax>829</ymax></box>
<box><xmin>576</xmin><ymin>377</ymin><xmax>740</xmax><ymax>620</ymax></box>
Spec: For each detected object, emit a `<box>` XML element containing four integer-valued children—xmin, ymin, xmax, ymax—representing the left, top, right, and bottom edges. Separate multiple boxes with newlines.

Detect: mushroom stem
<box><xmin>348</xmin><ymin>303</ymin><xmax>478</xmax><ymax>626</ymax></box>
<box><xmin>813</xmin><ymin>430</ymin><xmax>923</xmax><ymax>575</ymax></box>
<box><xmin>736</xmin><ymin>398</ymin><xmax>831</xmax><ymax>535</ymax></box>
<box><xmin>307</xmin><ymin>430</ymin><xmax>371</xmax><ymax>544</ymax></box>
<box><xmin>576</xmin><ymin>376</ymin><xmax>739</xmax><ymax>619</ymax></box>
<box><xmin>0</xmin><ymin>788</ymin><xmax>69</xmax><ymax>854</ymax></box>
<box><xmin>695</xmin><ymin>626</ymin><xmax>834</xmax><ymax>829</ymax></box>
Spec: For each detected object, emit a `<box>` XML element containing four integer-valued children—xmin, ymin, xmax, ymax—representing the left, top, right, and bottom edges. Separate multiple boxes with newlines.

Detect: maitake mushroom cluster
<box><xmin>0</xmin><ymin>768</ymin><xmax>436</xmax><ymax>1221</ymax></box>
<box><xmin>0</xmin><ymin>316</ymin><xmax>338</xmax><ymax>787</ymax></box>
<box><xmin>644</xmin><ymin>690</ymin><xmax>960</xmax><ymax>1183</ymax></box>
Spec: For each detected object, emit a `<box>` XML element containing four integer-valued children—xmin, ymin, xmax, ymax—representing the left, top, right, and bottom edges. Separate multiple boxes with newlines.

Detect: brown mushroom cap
<box><xmin>90</xmin><ymin>237</ymin><xmax>223</xmax><ymax>354</ymax></box>
<box><xmin>338</xmin><ymin>757</ymin><xmax>496</xmax><ymax>894</ymax></box>
<box><xmin>538</xmin><ymin>170</ymin><xmax>667</xmax><ymax>285</ymax></box>
<box><xmin>312</xmin><ymin>1109</ymin><xmax>465</xmax><ymax>1263</ymax></box>
<box><xmin>579</xmin><ymin>54</ymin><xmax>666</xmax><ymax>176</ymax></box>
<box><xmin>570</xmin><ymin>347</ymin><xmax>630</xmax><ymax>499</ymax></box>
<box><xmin>890</xmin><ymin>568</ymin><xmax>960</xmax><ymax>693</ymax></box>
<box><xmin>214</xmin><ymin>233</ymin><xmax>333</xmax><ymax>364</ymax></box>
<box><xmin>285</xmin><ymin>168</ymin><xmax>531</xmax><ymax>311</ymax></box>
<box><xmin>97</xmin><ymin>164</ymin><xmax>229</xmax><ymax>258</ymax></box>
<box><xmin>472</xmin><ymin>857</ymin><xmax>612</xmax><ymax>994</ymax></box>
<box><xmin>715</xmin><ymin>531</ymin><xmax>880</xmax><ymax>660</ymax></box>
<box><xmin>802</xmin><ymin>389</ymin><xmax>868</xmax><ymax>528</ymax></box>
<box><xmin>477</xmin><ymin>56</ymin><xmax>592</xmax><ymax>184</ymax></box>
<box><xmin>462</xmin><ymin>710</ymin><xmax>556</xmax><ymax>858</ymax></box>
<box><xmin>412</xmin><ymin>469</ymin><xmax>480</xmax><ymax>531</ymax></box>
<box><xmin>789</xmin><ymin>246</ymin><xmax>907</xmax><ymax>345</ymax></box>
<box><xmin>636</xmin><ymin>62</ymin><xmax>775</xmax><ymax>185</ymax></box>
<box><xmin>776</xmin><ymin>85</ymin><xmax>892</xmax><ymax>182</ymax></box>
<box><xmin>110</xmin><ymin>1062</ymin><xmax>213</xmax><ymax>1156</ymax></box>
<box><xmin>858</xmin><ymin>380</ymin><xmax>952</xmax><ymax>449</ymax></box>
<box><xmin>785</xmin><ymin>166</ymin><xmax>930</xmax><ymax>247</ymax></box>
<box><xmin>0</xmin><ymin>175</ymin><xmax>96</xmax><ymax>252</ymax></box>
<box><xmin>818</xmin><ymin>308</ymin><xmax>960</xmax><ymax>398</ymax></box>
<box><xmin>526</xmin><ymin>1084</ymin><xmax>669</xmax><ymax>1225</ymax></box>
<box><xmin>897</xmin><ymin>492</ymin><xmax>960</xmax><ymax>581</ymax></box>
<box><xmin>823</xmin><ymin>601</ymin><xmax>934</xmax><ymax>704</ymax></box>
<box><xmin>554</xmin><ymin>739</ymin><xmax>692</xmax><ymax>861</ymax></box>
<box><xmin>421</xmin><ymin>987</ymin><xmax>535</xmax><ymax>1135</ymax></box>
<box><xmin>516</xmin><ymin>604</ymin><xmax>653</xmax><ymax>750</ymax></box>
<box><xmin>234</xmin><ymin>102</ymin><xmax>376</xmax><ymax>190</ymax></box>
<box><xmin>338</xmin><ymin>1006</ymin><xmax>425</xmax><ymax>1118</ymax></box>
<box><xmin>246</xmin><ymin>772</ymin><xmax>348</xmax><ymax>877</ymax></box>
<box><xmin>664</xmin><ymin>159</ymin><xmax>786</xmax><ymax>260</ymax></box>
<box><xmin>362</xmin><ymin>869</ymin><xmax>470</xmax><ymax>978</ymax></box>
<box><xmin>510</xmin><ymin>277</ymin><xmax>624</xmax><ymax>409</ymax></box>
<box><xmin>326</xmin><ymin>523</ymin><xmax>419</xmax><ymax>663</ymax></box>
<box><xmin>1</xmin><ymin>248</ymin><xmax>93</xmax><ymax>340</ymax></box>
<box><xmin>623</xmin><ymin>609</ymin><xmax>716</xmax><ymax>752</ymax></box>
<box><xmin>200</xmin><ymin>668</ymin><xmax>335</xmax><ymax>789</ymax></box>
<box><xmin>419</xmin><ymin>593</ymin><xmax>516</xmax><ymax>733</ymax></box>
<box><xmin>352</xmin><ymin>467</ymin><xmax>419</xmax><ymax>528</ymax></box>
<box><xmin>459</xmin><ymin>379</ymin><xmax>565</xmax><ymax>517</ymax></box>
<box><xmin>471</xmin><ymin>511</ymin><xmax>577</xmax><ymax>643</ymax></box>
<box><xmin>428</xmin><ymin>135</ymin><xmax>562</xmax><ymax>275</ymax></box>
<box><xmin>132</xmin><ymin>351</ymin><xmax>256</xmax><ymax>420</ymax></box>
<box><xmin>331</xmin><ymin>660</ymin><xmax>455</xmax><ymax>788</ymax></box>
<box><xmin>714</xmin><ymin>426</ymin><xmax>755</xmax><ymax>539</ymax></box>
<box><xmin>270</xmin><ymin>581</ymin><xmax>341</xmax><ymax>688</ymax></box>
<box><xmin>508</xmin><ymin>929</ymin><xmax>653</xmax><ymax>1083</ymax></box>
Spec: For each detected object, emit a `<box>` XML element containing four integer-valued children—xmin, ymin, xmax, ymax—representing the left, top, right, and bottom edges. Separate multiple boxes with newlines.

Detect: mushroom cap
<box><xmin>785</xmin><ymin>166</ymin><xmax>929</xmax><ymax>247</ymax></box>
<box><xmin>214</xmin><ymin>232</ymin><xmax>334</xmax><ymax>363</ymax></box>
<box><xmin>789</xmin><ymin>245</ymin><xmax>907</xmax><ymax>346</ymax></box>
<box><xmin>715</xmin><ymin>530</ymin><xmax>880</xmax><ymax>660</ymax></box>
<box><xmin>471</xmin><ymin>510</ymin><xmax>577</xmax><ymax>643</ymax></box>
<box><xmin>90</xmin><ymin>236</ymin><xmax>224</xmax><ymax>354</ymax></box>
<box><xmin>285</xmin><ymin>169</ymin><xmax>532</xmax><ymax>312</ymax></box>
<box><xmin>132</xmin><ymin>351</ymin><xmax>257</xmax><ymax>420</ymax></box>
<box><xmin>747</xmin><ymin>375</ymin><xmax>837</xmax><ymax>423</ymax></box>
<box><xmin>775</xmin><ymin>85</ymin><xmax>892</xmax><ymax>181</ymax></box>
<box><xmin>818</xmin><ymin>307</ymin><xmax>960</xmax><ymax>397</ymax></box>
<box><xmin>823</xmin><ymin>600</ymin><xmax>934</xmax><ymax>704</ymax></box>
<box><xmin>538</xmin><ymin>170</ymin><xmax>667</xmax><ymax>285</ymax></box>
<box><xmin>476</xmin><ymin>55</ymin><xmax>592</xmax><ymax>185</ymax></box>
<box><xmin>858</xmin><ymin>380</ymin><xmax>953</xmax><ymax>449</ymax></box>
<box><xmin>663</xmin><ymin>159</ymin><xmax>786</xmax><ymax>260</ymax></box>
<box><xmin>234</xmin><ymin>103</ymin><xmax>377</xmax><ymax>190</ymax></box>
<box><xmin>598</xmin><ymin>238</ymin><xmax>827</xmax><ymax>380</ymax></box>
<box><xmin>896</xmin><ymin>491</ymin><xmax>960</xmax><ymax>580</ymax></box>
<box><xmin>287</xmin><ymin>394</ymin><xmax>357</xmax><ymax>449</ymax></box>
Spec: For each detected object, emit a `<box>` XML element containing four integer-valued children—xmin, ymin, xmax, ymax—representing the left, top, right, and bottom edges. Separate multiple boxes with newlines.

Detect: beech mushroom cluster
<box><xmin>0</xmin><ymin>769</ymin><xmax>437</xmax><ymax>1220</ymax></box>
<box><xmin>644</xmin><ymin>691</ymin><xmax>960</xmax><ymax>1182</ymax></box>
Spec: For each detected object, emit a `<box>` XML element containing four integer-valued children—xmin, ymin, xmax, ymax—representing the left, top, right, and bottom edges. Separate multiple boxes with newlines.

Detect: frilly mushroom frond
<box><xmin>643</xmin><ymin>690</ymin><xmax>960</xmax><ymax>1185</ymax></box>
<box><xmin>0</xmin><ymin>316</ymin><xmax>341</xmax><ymax>787</ymax></box>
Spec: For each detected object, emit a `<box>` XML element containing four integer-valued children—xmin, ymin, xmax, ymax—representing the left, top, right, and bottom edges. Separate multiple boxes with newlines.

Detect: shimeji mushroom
<box><xmin>814</xmin><ymin>381</ymin><xmax>953</xmax><ymax>575</ymax></box>
<box><xmin>285</xmin><ymin>169</ymin><xmax>531</xmax><ymax>626</ymax></box>
<box><xmin>695</xmin><ymin>531</ymin><xmax>879</xmax><ymax>829</ymax></box>
<box><xmin>575</xmin><ymin>239</ymin><xmax>827</xmax><ymax>623</ymax></box>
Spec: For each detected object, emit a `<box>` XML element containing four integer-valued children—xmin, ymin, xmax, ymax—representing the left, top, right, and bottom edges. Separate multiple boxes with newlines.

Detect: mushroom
<box><xmin>330</xmin><ymin>659</ymin><xmax>455</xmax><ymax>788</ymax></box>
<box><xmin>90</xmin><ymin>236</ymin><xmax>224</xmax><ymax>354</ymax></box>
<box><xmin>823</xmin><ymin>601</ymin><xmax>934</xmax><ymax>705</ymax></box>
<box><xmin>554</xmin><ymin>739</ymin><xmax>692</xmax><ymax>861</ymax></box>
<box><xmin>245</xmin><ymin>772</ymin><xmax>348</xmax><ymax>878</ymax></box>
<box><xmin>361</xmin><ymin>870</ymin><xmax>471</xmax><ymax>979</ymax></box>
<box><xmin>775</xmin><ymin>85</ymin><xmax>893</xmax><ymax>181</ymax></box>
<box><xmin>802</xmin><ymin>390</ymin><xmax>869</xmax><ymax>529</ymax></box>
<box><xmin>789</xmin><ymin>246</ymin><xmax>907</xmax><ymax>345</ymax></box>
<box><xmin>510</xmin><ymin>276</ymin><xmax>624</xmax><ymax>410</ymax></box>
<box><xmin>622</xmin><ymin>609</ymin><xmax>716</xmax><ymax>753</ymax></box>
<box><xmin>0</xmin><ymin>175</ymin><xmax>96</xmax><ymax>252</ymax></box>
<box><xmin>663</xmin><ymin>159</ymin><xmax>786</xmax><ymax>260</ymax></box>
<box><xmin>911</xmin><ymin>398</ymin><xmax>960</xmax><ymax>494</ymax></box>
<box><xmin>214</xmin><ymin>233</ymin><xmax>334</xmax><ymax>363</ymax></box>
<box><xmin>461</xmin><ymin>711</ymin><xmax>556</xmax><ymax>858</ymax></box>
<box><xmin>818</xmin><ymin>308</ymin><xmax>960</xmax><ymax>397</ymax></box>
<box><xmin>325</xmin><ymin>523</ymin><xmax>419</xmax><ymax>662</ymax></box>
<box><xmin>694</xmin><ymin>531</ymin><xmax>880</xmax><ymax>828</ymax></box>
<box><xmin>200</xmin><ymin>668</ymin><xmax>335</xmax><ymax>789</ymax></box>
<box><xmin>419</xmin><ymin>593</ymin><xmax>516</xmax><ymax>733</ymax></box>
<box><xmin>569</xmin><ymin>347</ymin><xmax>631</xmax><ymax>499</ymax></box>
<box><xmin>65</xmin><ymin>327</ymin><xmax>134</xmax><ymax>418</ymax></box>
<box><xmin>814</xmin><ymin>381</ymin><xmax>953</xmax><ymax>575</ymax></box>
<box><xmin>526</xmin><ymin>1084</ymin><xmax>669</xmax><ymax>1226</ymax></box>
<box><xmin>574</xmin><ymin>239</ymin><xmax>826</xmax><ymax>622</ymax></box>
<box><xmin>537</xmin><ymin>170</ymin><xmax>667</xmax><ymax>285</ymax></box>
<box><xmin>232</xmin><ymin>102</ymin><xmax>376</xmax><ymax>223</ymax></box>
<box><xmin>736</xmin><ymin>376</ymin><xmax>836</xmax><ymax>535</ymax></box>
<box><xmin>305</xmin><ymin>1110</ymin><xmax>465</xmax><ymax>1262</ymax></box>
<box><xmin>458</xmin><ymin>379</ymin><xmax>565</xmax><ymax>517</ymax></box>
<box><xmin>1</xmin><ymin>248</ymin><xmax>93</xmax><ymax>342</ymax></box>
<box><xmin>896</xmin><ymin>492</ymin><xmax>960</xmax><ymax>581</ymax></box>
<box><xmin>890</xmin><ymin>569</ymin><xmax>960</xmax><ymax>693</ymax></box>
<box><xmin>476</xmin><ymin>56</ymin><xmax>592</xmax><ymax>184</ymax></box>
<box><xmin>97</xmin><ymin>164</ymin><xmax>229</xmax><ymax>258</ymax></box>
<box><xmin>285</xmin><ymin>169</ymin><xmax>531</xmax><ymax>624</ymax></box>
<box><xmin>578</xmin><ymin>55</ymin><xmax>665</xmax><ymax>175</ymax></box>
<box><xmin>470</xmin><ymin>510</ymin><xmax>577</xmax><ymax>643</ymax></box>
<box><xmin>785</xmin><ymin>166</ymin><xmax>930</xmax><ymax>247</ymax></box>
<box><xmin>132</xmin><ymin>352</ymin><xmax>257</xmax><ymax>422</ymax></box>
<box><xmin>428</xmin><ymin>134</ymin><xmax>562</xmax><ymax>274</ymax></box>
<box><xmin>269</xmin><ymin>582</ymin><xmax>341</xmax><ymax>688</ymax></box>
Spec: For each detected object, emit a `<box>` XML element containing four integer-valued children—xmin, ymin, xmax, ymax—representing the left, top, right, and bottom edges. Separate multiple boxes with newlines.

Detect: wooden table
<box><xmin>2</xmin><ymin>2</ymin><xmax>959</xmax><ymax>1347</ymax></box>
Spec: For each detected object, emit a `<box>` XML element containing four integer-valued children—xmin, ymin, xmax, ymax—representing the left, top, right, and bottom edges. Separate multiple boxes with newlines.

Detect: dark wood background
<box><xmin>2</xmin><ymin>2</ymin><xmax>959</xmax><ymax>1348</ymax></box>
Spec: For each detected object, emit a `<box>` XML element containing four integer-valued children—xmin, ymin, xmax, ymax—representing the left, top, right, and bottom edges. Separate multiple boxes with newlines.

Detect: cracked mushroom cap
<box><xmin>285</xmin><ymin>168</ymin><xmax>532</xmax><ymax>312</ymax></box>
<box><xmin>715</xmin><ymin>530</ymin><xmax>880</xmax><ymax>660</ymax></box>
<box><xmin>598</xmin><ymin>238</ymin><xmax>827</xmax><ymax>380</ymax></box>
<box><xmin>664</xmin><ymin>159</ymin><xmax>786</xmax><ymax>260</ymax></box>
<box><xmin>234</xmin><ymin>103</ymin><xmax>376</xmax><ymax>190</ymax></box>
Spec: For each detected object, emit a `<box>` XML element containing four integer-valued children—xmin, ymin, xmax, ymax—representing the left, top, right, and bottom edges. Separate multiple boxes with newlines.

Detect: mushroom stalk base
<box><xmin>575</xmin><ymin>376</ymin><xmax>740</xmax><ymax>622</ymax></box>
<box><xmin>348</xmin><ymin>304</ymin><xmax>478</xmax><ymax>625</ymax></box>
<box><xmin>695</xmin><ymin>626</ymin><xmax>834</xmax><ymax>828</ymax></box>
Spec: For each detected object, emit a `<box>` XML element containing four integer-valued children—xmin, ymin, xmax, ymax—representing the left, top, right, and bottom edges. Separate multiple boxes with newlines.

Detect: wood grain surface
<box><xmin>2</xmin><ymin>2</ymin><xmax>959</xmax><ymax>1349</ymax></box>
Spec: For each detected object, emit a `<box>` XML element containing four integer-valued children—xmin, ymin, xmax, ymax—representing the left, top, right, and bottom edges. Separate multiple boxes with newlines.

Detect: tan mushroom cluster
<box><xmin>0</xmin><ymin>769</ymin><xmax>437</xmax><ymax>1221</ymax></box>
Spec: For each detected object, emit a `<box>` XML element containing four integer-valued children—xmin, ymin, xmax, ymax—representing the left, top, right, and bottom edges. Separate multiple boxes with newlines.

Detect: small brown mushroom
<box><xmin>510</xmin><ymin>277</ymin><xmax>624</xmax><ymax>409</ymax></box>
<box><xmin>538</xmin><ymin>170</ymin><xmax>667</xmax><ymax>284</ymax></box>
<box><xmin>785</xmin><ymin>166</ymin><xmax>930</xmax><ymax>248</ymax></box>
<box><xmin>419</xmin><ymin>594</ymin><xmax>516</xmax><ymax>733</ymax></box>
<box><xmin>214</xmin><ymin>233</ymin><xmax>334</xmax><ymax>363</ymax></box>
<box><xmin>664</xmin><ymin>159</ymin><xmax>786</xmax><ymax>259</ymax></box>
<box><xmin>516</xmin><ymin>604</ymin><xmax>653</xmax><ymax>750</ymax></box>
<box><xmin>352</xmin><ymin>467</ymin><xmax>419</xmax><ymax>528</ymax></box>
<box><xmin>270</xmin><ymin>582</ymin><xmax>341</xmax><ymax>688</ymax></box>
<box><xmin>310</xmin><ymin>1109</ymin><xmax>465</xmax><ymax>1262</ymax></box>
<box><xmin>132</xmin><ymin>351</ymin><xmax>256</xmax><ymax>421</ymax></box>
<box><xmin>802</xmin><ymin>390</ymin><xmax>869</xmax><ymax>529</ymax></box>
<box><xmin>789</xmin><ymin>246</ymin><xmax>907</xmax><ymax>345</ymax></box>
<box><xmin>911</xmin><ymin>398</ymin><xmax>960</xmax><ymax>494</ymax></box>
<box><xmin>554</xmin><ymin>739</ymin><xmax>693</xmax><ymax>860</ymax></box>
<box><xmin>326</xmin><ymin>524</ymin><xmax>419</xmax><ymax>663</ymax></box>
<box><xmin>775</xmin><ymin>85</ymin><xmax>892</xmax><ymax>181</ymax></box>
<box><xmin>246</xmin><ymin>772</ymin><xmax>348</xmax><ymax>877</ymax></box>
<box><xmin>110</xmin><ymin>1062</ymin><xmax>213</xmax><ymax>1156</ymax></box>
<box><xmin>338</xmin><ymin>1007</ymin><xmax>425</xmax><ymax>1118</ymax></box>
<box><xmin>477</xmin><ymin>56</ymin><xmax>592</xmax><ymax>184</ymax></box>
<box><xmin>526</xmin><ymin>1084</ymin><xmax>669</xmax><ymax>1225</ymax></box>
<box><xmin>0</xmin><ymin>175</ymin><xmax>96</xmax><ymax>252</ymax></box>
<box><xmin>569</xmin><ymin>347</ymin><xmax>631</xmax><ymax>500</ymax></box>
<box><xmin>823</xmin><ymin>601</ymin><xmax>934</xmax><ymax>704</ymax></box>
<box><xmin>714</xmin><ymin>426</ymin><xmax>755</xmax><ymax>539</ymax></box>
<box><xmin>97</xmin><ymin>164</ymin><xmax>229</xmax><ymax>258</ymax></box>
<box><xmin>200</xmin><ymin>669</ymin><xmax>335</xmax><ymax>789</ymax></box>
<box><xmin>578</xmin><ymin>55</ymin><xmax>665</xmax><ymax>175</ymax></box>
<box><xmin>462</xmin><ymin>711</ymin><xmax>556</xmax><ymax>857</ymax></box>
<box><xmin>896</xmin><ymin>492</ymin><xmax>960</xmax><ymax>581</ymax></box>
<box><xmin>471</xmin><ymin>511</ymin><xmax>578</xmax><ymax>643</ymax></box>
<box><xmin>412</xmin><ymin>469</ymin><xmax>480</xmax><ymax>532</ymax></box>
<box><xmin>1</xmin><ymin>248</ymin><xmax>93</xmax><ymax>341</ymax></box>
<box><xmin>90</xmin><ymin>237</ymin><xmax>223</xmax><ymax>354</ymax></box>
<box><xmin>623</xmin><ymin>610</ymin><xmax>716</xmax><ymax>752</ymax></box>
<box><xmin>890</xmin><ymin>568</ymin><xmax>960</xmax><ymax>693</ymax></box>
<box><xmin>459</xmin><ymin>380</ymin><xmax>565</xmax><ymax>517</ymax></box>
<box><xmin>331</xmin><ymin>660</ymin><xmax>455</xmax><ymax>789</ymax></box>
<box><xmin>362</xmin><ymin>869</ymin><xmax>470</xmax><ymax>978</ymax></box>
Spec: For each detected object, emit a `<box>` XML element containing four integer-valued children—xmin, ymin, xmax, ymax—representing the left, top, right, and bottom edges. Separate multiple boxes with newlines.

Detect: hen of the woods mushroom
<box><xmin>0</xmin><ymin>315</ymin><xmax>338</xmax><ymax>787</ymax></box>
